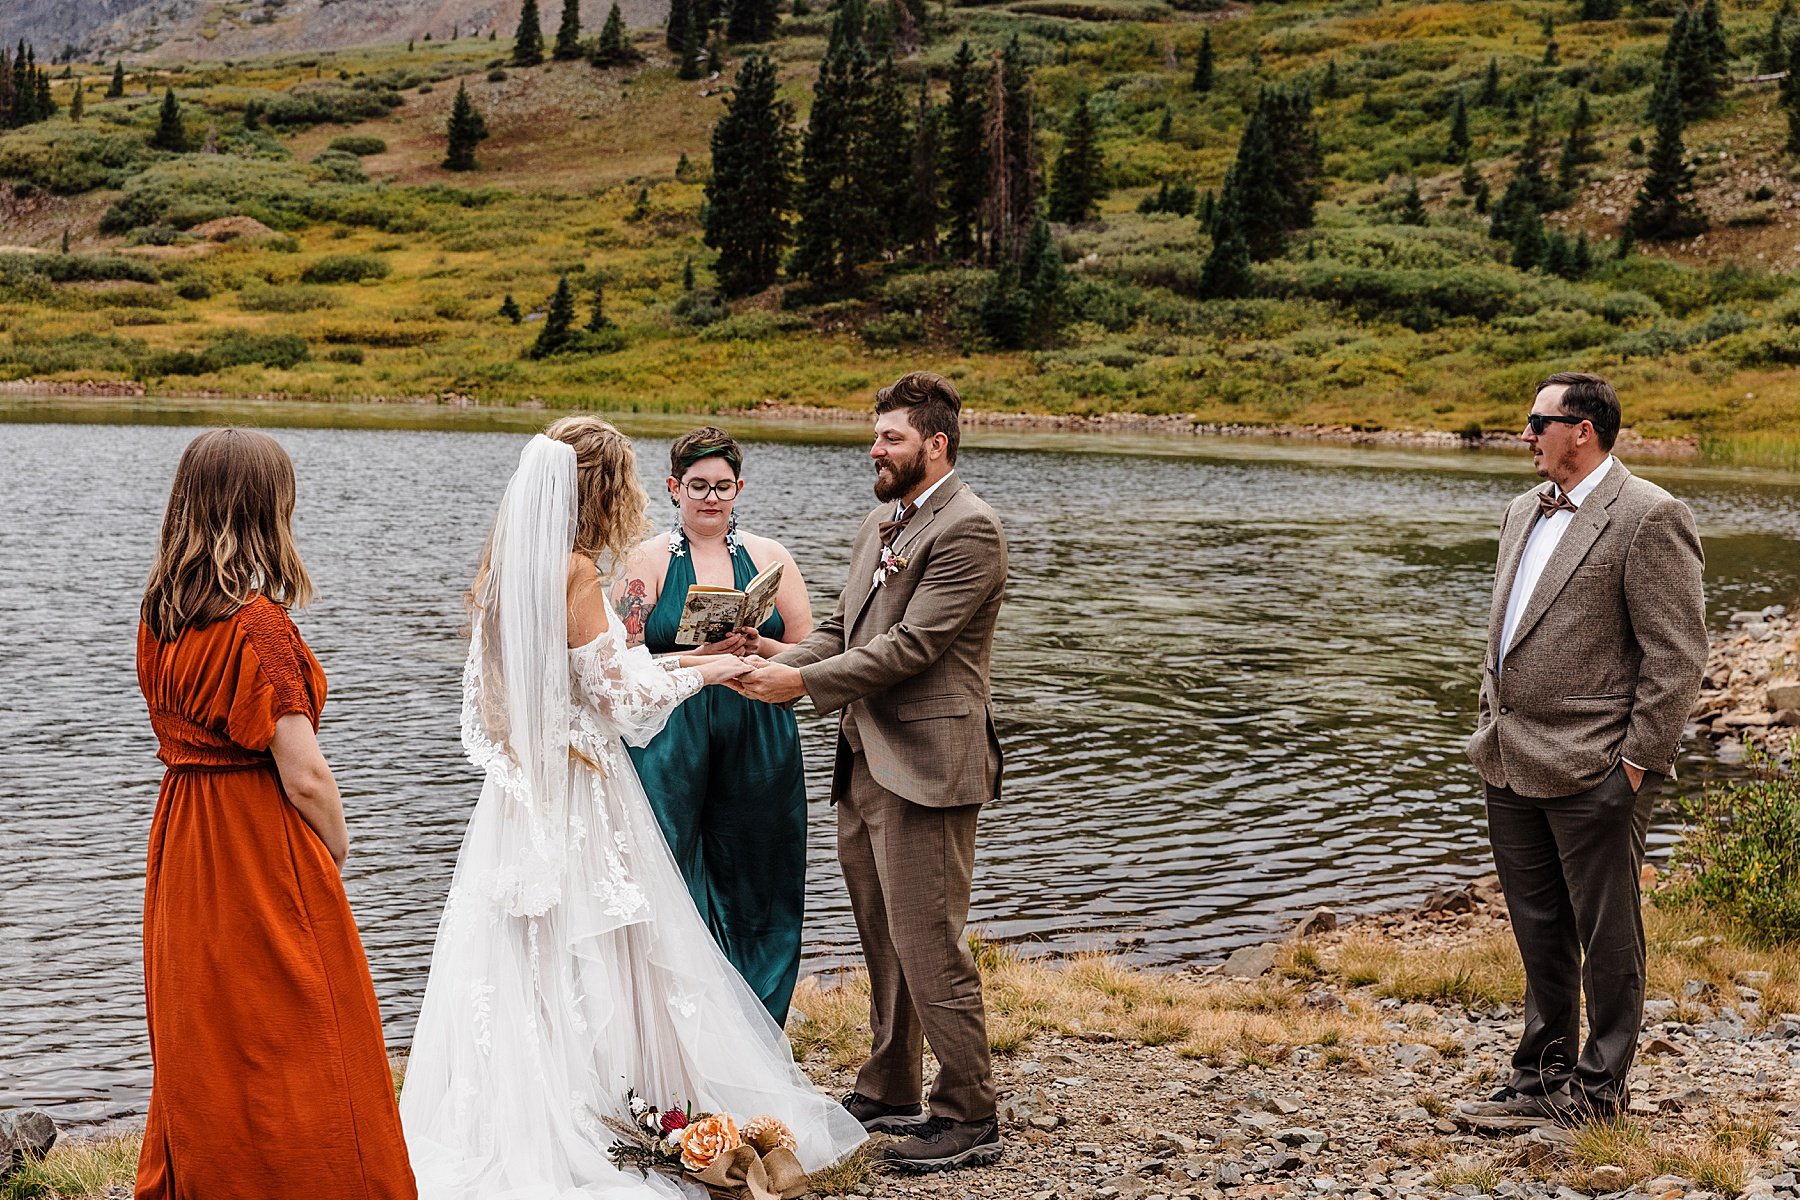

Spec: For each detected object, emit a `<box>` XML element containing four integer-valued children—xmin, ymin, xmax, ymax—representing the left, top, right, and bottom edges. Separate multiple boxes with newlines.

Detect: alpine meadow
<box><xmin>6</xmin><ymin>0</ymin><xmax>1800</xmax><ymax>459</ymax></box>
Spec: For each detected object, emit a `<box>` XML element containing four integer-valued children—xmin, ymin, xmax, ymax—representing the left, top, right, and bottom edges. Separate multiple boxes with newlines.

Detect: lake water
<box><xmin>5</xmin><ymin>399</ymin><xmax>1800</xmax><ymax>1123</ymax></box>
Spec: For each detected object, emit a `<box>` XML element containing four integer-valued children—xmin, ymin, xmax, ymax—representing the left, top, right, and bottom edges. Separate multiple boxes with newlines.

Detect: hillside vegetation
<box><xmin>5</xmin><ymin>1</ymin><xmax>1800</xmax><ymax>459</ymax></box>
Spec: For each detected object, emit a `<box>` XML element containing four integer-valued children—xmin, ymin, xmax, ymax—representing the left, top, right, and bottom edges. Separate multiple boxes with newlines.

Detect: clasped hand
<box><xmin>723</xmin><ymin>656</ymin><xmax>807</xmax><ymax>704</ymax></box>
<box><xmin>696</xmin><ymin>627</ymin><xmax>762</xmax><ymax>656</ymax></box>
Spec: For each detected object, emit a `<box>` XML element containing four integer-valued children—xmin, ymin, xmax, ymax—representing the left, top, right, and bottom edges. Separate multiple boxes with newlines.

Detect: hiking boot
<box><xmin>1453</xmin><ymin>1086</ymin><xmax>1577</xmax><ymax>1132</ymax></box>
<box><xmin>881</xmin><ymin>1115</ymin><xmax>1003</xmax><ymax>1173</ymax></box>
<box><xmin>840</xmin><ymin>1092</ymin><xmax>924</xmax><ymax>1134</ymax></box>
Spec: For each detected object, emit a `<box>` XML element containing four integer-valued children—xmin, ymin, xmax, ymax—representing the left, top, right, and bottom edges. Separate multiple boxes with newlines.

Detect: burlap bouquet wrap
<box><xmin>691</xmin><ymin>1144</ymin><xmax>809</xmax><ymax>1200</ymax></box>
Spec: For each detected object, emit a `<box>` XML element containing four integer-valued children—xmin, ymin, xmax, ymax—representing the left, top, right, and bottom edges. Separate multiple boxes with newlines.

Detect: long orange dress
<box><xmin>135</xmin><ymin>595</ymin><xmax>416</xmax><ymax>1200</ymax></box>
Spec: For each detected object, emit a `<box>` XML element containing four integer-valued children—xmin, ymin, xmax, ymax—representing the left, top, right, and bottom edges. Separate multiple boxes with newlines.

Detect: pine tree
<box><xmin>1319</xmin><ymin>58</ymin><xmax>1339</xmax><ymax>100</ymax></box>
<box><xmin>1262</xmin><ymin>85</ymin><xmax>1322</xmax><ymax>240</ymax></box>
<box><xmin>726</xmin><ymin>0</ymin><xmax>779</xmax><ymax>43</ymax></box>
<box><xmin>1475</xmin><ymin>179</ymin><xmax>1490</xmax><ymax>214</ymax></box>
<box><xmin>554</xmin><ymin>0</ymin><xmax>583</xmax><ymax>60</ymax></box>
<box><xmin>1399</xmin><ymin>181</ymin><xmax>1427</xmax><ymax>225</ymax></box>
<box><xmin>1614</xmin><ymin>223</ymin><xmax>1634</xmax><ymax>260</ymax></box>
<box><xmin>1199</xmin><ymin>169</ymin><xmax>1253</xmax><ymax>299</ymax></box>
<box><xmin>682</xmin><ymin>257</ymin><xmax>695</xmax><ymax>290</ymax></box>
<box><xmin>704</xmin><ymin>53</ymin><xmax>797</xmax><ymax>294</ymax></box>
<box><xmin>1558</xmin><ymin>93</ymin><xmax>1597</xmax><ymax>193</ymax></box>
<box><xmin>1510</xmin><ymin>206</ymin><xmax>1547</xmax><ymax>270</ymax></box>
<box><xmin>1479</xmin><ymin>56</ymin><xmax>1500</xmax><ymax>106</ymax></box>
<box><xmin>1630</xmin><ymin>62</ymin><xmax>1707</xmax><ymax>240</ymax></box>
<box><xmin>1223</xmin><ymin>106</ymin><xmax>1282</xmax><ymax>259</ymax></box>
<box><xmin>666</xmin><ymin>0</ymin><xmax>689</xmax><ymax>52</ymax></box>
<box><xmin>1460</xmin><ymin>161</ymin><xmax>1482</xmax><ymax>196</ymax></box>
<box><xmin>1447</xmin><ymin>89</ymin><xmax>1470</xmax><ymax>162</ymax></box>
<box><xmin>591</xmin><ymin>2</ymin><xmax>638</xmax><ymax>65</ymax></box>
<box><xmin>69</xmin><ymin>79</ymin><xmax>83</xmax><ymax>121</ymax></box>
<box><xmin>1572</xmin><ymin>231</ymin><xmax>1593</xmax><ymax>276</ymax></box>
<box><xmin>706</xmin><ymin>31</ymin><xmax>724</xmax><ymax>73</ymax></box>
<box><xmin>677</xmin><ymin>8</ymin><xmax>704</xmax><ymax>79</ymax></box>
<box><xmin>107</xmin><ymin>61</ymin><xmax>124</xmax><ymax>98</ymax></box>
<box><xmin>1762</xmin><ymin>0</ymin><xmax>1793</xmax><ymax>74</ymax></box>
<box><xmin>150</xmin><ymin>87</ymin><xmax>186</xmax><ymax>151</ymax></box>
<box><xmin>1697</xmin><ymin>0</ymin><xmax>1730</xmax><ymax>88</ymax></box>
<box><xmin>500</xmin><ymin>293</ymin><xmax>523</xmax><ymax>322</ymax></box>
<box><xmin>529</xmin><ymin>275</ymin><xmax>577</xmax><ymax>357</ymax></box>
<box><xmin>942</xmin><ymin>40</ymin><xmax>987</xmax><ymax>261</ymax></box>
<box><xmin>1191</xmin><ymin>29</ymin><xmax>1213</xmax><ymax>93</ymax></box>
<box><xmin>1784</xmin><ymin>36</ymin><xmax>1800</xmax><ymax>155</ymax></box>
<box><xmin>978</xmin><ymin>35</ymin><xmax>1039</xmax><ymax>264</ymax></box>
<box><xmin>1544</xmin><ymin>229</ymin><xmax>1571</xmax><ymax>277</ymax></box>
<box><xmin>1157</xmin><ymin>104</ymin><xmax>1172</xmax><ymax>141</ymax></box>
<box><xmin>790</xmin><ymin>0</ymin><xmax>881</xmax><ymax>283</ymax></box>
<box><xmin>513</xmin><ymin>0</ymin><xmax>546</xmax><ymax>66</ymax></box>
<box><xmin>443</xmin><ymin>81</ymin><xmax>490</xmax><ymax>170</ymax></box>
<box><xmin>1543</xmin><ymin>32</ymin><xmax>1560</xmax><ymax>67</ymax></box>
<box><xmin>1047</xmin><ymin>90</ymin><xmax>1105</xmax><ymax>224</ymax></box>
<box><xmin>1580</xmin><ymin>0</ymin><xmax>1620</xmax><ymax>17</ymax></box>
<box><xmin>904</xmin><ymin>76</ymin><xmax>940</xmax><ymax>259</ymax></box>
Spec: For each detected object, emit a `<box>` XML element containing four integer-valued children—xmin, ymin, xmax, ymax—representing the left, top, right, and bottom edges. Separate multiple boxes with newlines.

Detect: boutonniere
<box><xmin>872</xmin><ymin>543</ymin><xmax>909</xmax><ymax>589</ymax></box>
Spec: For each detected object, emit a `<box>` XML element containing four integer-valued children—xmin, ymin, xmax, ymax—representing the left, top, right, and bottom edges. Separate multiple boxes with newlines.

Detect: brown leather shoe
<box><xmin>1453</xmin><ymin>1086</ymin><xmax>1577</xmax><ymax>1132</ymax></box>
<box><xmin>881</xmin><ymin>1115</ymin><xmax>1003</xmax><ymax>1172</ymax></box>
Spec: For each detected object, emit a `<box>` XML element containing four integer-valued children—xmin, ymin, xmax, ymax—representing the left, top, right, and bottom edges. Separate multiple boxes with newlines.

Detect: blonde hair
<box><xmin>544</xmin><ymin>416</ymin><xmax>648</xmax><ymax>573</ymax></box>
<box><xmin>141</xmin><ymin>428</ymin><xmax>313</xmax><ymax>642</ymax></box>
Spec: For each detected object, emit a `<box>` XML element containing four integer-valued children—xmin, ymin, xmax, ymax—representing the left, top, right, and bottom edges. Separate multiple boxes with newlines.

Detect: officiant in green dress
<box><xmin>614</xmin><ymin>427</ymin><xmax>816</xmax><ymax>1023</ymax></box>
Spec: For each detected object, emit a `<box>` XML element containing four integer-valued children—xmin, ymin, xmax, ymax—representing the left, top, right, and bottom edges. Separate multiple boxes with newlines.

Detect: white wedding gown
<box><xmin>399</xmin><ymin>618</ymin><xmax>866</xmax><ymax>1199</ymax></box>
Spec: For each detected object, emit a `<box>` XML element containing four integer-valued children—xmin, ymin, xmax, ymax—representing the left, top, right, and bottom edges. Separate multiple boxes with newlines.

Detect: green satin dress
<box><xmin>627</xmin><ymin>533</ymin><xmax>807</xmax><ymax>1024</ymax></box>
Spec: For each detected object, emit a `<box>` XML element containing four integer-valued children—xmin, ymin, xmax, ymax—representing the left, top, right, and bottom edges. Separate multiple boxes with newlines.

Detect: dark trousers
<box><xmin>837</xmin><ymin>752</ymin><xmax>995</xmax><ymax>1122</ymax></box>
<box><xmin>1485</xmin><ymin>764</ymin><xmax>1661</xmax><ymax>1114</ymax></box>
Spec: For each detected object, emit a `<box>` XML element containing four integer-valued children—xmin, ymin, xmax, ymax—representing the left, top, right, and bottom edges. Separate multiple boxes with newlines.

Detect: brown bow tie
<box><xmin>1538</xmin><ymin>486</ymin><xmax>1578</xmax><ymax>519</ymax></box>
<box><xmin>878</xmin><ymin>503</ymin><xmax>917</xmax><ymax>548</ymax></box>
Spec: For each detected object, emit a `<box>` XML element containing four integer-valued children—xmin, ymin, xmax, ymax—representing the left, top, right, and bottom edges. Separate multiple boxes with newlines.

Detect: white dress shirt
<box><xmin>1498</xmin><ymin>455</ymin><xmax>1642</xmax><ymax>772</ymax></box>
<box><xmin>1500</xmin><ymin>455</ymin><xmax>1615</xmax><ymax>663</ymax></box>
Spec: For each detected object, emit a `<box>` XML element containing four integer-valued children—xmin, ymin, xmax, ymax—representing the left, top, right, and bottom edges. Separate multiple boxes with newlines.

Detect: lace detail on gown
<box><xmin>401</xmin><ymin>621</ymin><xmax>865</xmax><ymax>1199</ymax></box>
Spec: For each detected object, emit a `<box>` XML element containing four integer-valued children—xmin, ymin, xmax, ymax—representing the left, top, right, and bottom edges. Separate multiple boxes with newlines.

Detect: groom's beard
<box><xmin>873</xmin><ymin>447</ymin><xmax>928</xmax><ymax>503</ymax></box>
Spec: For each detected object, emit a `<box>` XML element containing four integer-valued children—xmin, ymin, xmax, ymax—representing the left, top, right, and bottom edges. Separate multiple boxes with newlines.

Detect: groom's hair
<box><xmin>1536</xmin><ymin>371</ymin><xmax>1620</xmax><ymax>450</ymax></box>
<box><xmin>875</xmin><ymin>371</ymin><xmax>961</xmax><ymax>463</ymax></box>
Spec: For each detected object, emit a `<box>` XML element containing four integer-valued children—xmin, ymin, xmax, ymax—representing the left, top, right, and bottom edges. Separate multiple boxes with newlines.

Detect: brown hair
<box><xmin>141</xmin><ymin>428</ymin><xmax>313</xmax><ymax>642</ymax></box>
<box><xmin>874</xmin><ymin>370</ymin><xmax>962</xmax><ymax>463</ymax></box>
<box><xmin>1536</xmin><ymin>371</ymin><xmax>1621</xmax><ymax>450</ymax></box>
<box><xmin>669</xmin><ymin>426</ymin><xmax>743</xmax><ymax>478</ymax></box>
<box><xmin>545</xmin><ymin>416</ymin><xmax>648</xmax><ymax>572</ymax></box>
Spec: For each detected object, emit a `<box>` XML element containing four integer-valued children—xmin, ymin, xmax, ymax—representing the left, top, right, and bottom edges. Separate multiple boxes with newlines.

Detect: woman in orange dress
<box><xmin>134</xmin><ymin>428</ymin><xmax>416</xmax><ymax>1200</ymax></box>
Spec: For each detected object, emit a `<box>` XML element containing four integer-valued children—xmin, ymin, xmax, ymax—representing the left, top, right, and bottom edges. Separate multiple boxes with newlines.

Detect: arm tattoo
<box><xmin>617</xmin><ymin>578</ymin><xmax>650</xmax><ymax>647</ymax></box>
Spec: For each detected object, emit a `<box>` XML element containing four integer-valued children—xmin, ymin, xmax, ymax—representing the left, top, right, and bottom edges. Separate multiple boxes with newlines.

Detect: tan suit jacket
<box><xmin>778</xmin><ymin>473</ymin><xmax>1006</xmax><ymax>809</ymax></box>
<box><xmin>1467</xmin><ymin>460</ymin><xmax>1706</xmax><ymax>799</ymax></box>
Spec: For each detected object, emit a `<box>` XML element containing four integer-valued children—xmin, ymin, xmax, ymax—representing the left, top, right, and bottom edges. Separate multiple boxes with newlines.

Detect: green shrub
<box><xmin>144</xmin><ymin>330</ymin><xmax>311</xmax><ymax>376</ymax></box>
<box><xmin>238</xmin><ymin>284</ymin><xmax>340</xmax><ymax>312</ymax></box>
<box><xmin>326</xmin><ymin>346</ymin><xmax>366</xmax><ymax>364</ymax></box>
<box><xmin>311</xmin><ymin>149</ymin><xmax>368</xmax><ymax>184</ymax></box>
<box><xmin>328</xmin><ymin>135</ymin><xmax>389</xmax><ymax>156</ymax></box>
<box><xmin>300</xmin><ymin>254</ymin><xmax>392</xmax><ymax>284</ymax></box>
<box><xmin>262</xmin><ymin>83</ymin><xmax>403</xmax><ymax>127</ymax></box>
<box><xmin>1662</xmin><ymin>748</ymin><xmax>1800</xmax><ymax>947</ymax></box>
<box><xmin>673</xmin><ymin>291</ymin><xmax>728</xmax><ymax>327</ymax></box>
<box><xmin>859</xmin><ymin>312</ymin><xmax>927</xmax><ymax>347</ymax></box>
<box><xmin>0</xmin><ymin>125</ymin><xmax>153</xmax><ymax>194</ymax></box>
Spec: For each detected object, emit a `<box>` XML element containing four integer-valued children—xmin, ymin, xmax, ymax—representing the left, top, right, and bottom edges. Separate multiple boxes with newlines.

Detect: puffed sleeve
<box><xmin>226</xmin><ymin>601</ymin><xmax>318</xmax><ymax>752</ymax></box>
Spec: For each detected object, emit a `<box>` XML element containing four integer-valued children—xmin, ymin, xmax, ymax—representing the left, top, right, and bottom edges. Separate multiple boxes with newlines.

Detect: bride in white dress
<box><xmin>400</xmin><ymin>422</ymin><xmax>866</xmax><ymax>1198</ymax></box>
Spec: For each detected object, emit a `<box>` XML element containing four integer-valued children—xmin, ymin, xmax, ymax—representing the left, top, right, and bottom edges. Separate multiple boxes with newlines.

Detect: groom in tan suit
<box><xmin>1458</xmin><ymin>372</ymin><xmax>1706</xmax><ymax>1132</ymax></box>
<box><xmin>735</xmin><ymin>371</ymin><xmax>1006</xmax><ymax>1173</ymax></box>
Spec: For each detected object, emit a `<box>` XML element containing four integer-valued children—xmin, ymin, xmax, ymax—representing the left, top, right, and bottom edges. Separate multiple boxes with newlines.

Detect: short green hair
<box><xmin>669</xmin><ymin>426</ymin><xmax>743</xmax><ymax>477</ymax></box>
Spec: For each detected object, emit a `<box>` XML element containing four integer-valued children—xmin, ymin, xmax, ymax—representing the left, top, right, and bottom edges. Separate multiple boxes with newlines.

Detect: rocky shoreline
<box><xmin>1690</xmin><ymin>606</ymin><xmax>1800</xmax><ymax>764</ymax></box>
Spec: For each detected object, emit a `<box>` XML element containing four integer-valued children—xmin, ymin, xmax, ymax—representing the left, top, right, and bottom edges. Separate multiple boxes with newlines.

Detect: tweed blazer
<box><xmin>1467</xmin><ymin>459</ymin><xmax>1706</xmax><ymax>799</ymax></box>
<box><xmin>776</xmin><ymin>474</ymin><xmax>1006</xmax><ymax>809</ymax></box>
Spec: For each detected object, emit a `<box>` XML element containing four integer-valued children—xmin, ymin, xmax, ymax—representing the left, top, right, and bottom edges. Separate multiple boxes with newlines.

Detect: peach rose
<box><xmin>741</xmin><ymin>1115</ymin><xmax>798</xmax><ymax>1155</ymax></box>
<box><xmin>678</xmin><ymin>1113</ymin><xmax>742</xmax><ymax>1172</ymax></box>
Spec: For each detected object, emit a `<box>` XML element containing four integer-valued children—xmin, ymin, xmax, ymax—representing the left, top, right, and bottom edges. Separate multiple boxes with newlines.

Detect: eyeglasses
<box><xmin>682</xmin><ymin>478</ymin><xmax>740</xmax><ymax>500</ymax></box>
<box><xmin>1526</xmin><ymin>413</ymin><xmax>1587</xmax><ymax>436</ymax></box>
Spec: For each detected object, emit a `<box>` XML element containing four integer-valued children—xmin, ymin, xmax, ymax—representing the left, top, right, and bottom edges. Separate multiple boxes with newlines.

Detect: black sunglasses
<box><xmin>1526</xmin><ymin>413</ymin><xmax>1587</xmax><ymax>435</ymax></box>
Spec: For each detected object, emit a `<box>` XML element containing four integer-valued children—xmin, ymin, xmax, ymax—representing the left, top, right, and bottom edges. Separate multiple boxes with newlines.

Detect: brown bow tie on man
<box><xmin>878</xmin><ymin>504</ymin><xmax>917</xmax><ymax>547</ymax></box>
<box><xmin>1537</xmin><ymin>486</ymin><xmax>1579</xmax><ymax>519</ymax></box>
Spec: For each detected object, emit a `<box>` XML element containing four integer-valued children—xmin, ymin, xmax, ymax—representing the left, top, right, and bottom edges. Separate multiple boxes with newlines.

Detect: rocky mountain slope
<box><xmin>0</xmin><ymin>0</ymin><xmax>668</xmax><ymax>64</ymax></box>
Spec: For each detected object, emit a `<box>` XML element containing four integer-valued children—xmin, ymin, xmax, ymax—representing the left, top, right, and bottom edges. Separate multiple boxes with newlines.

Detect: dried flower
<box><xmin>628</xmin><ymin>1092</ymin><xmax>651</xmax><ymax>1116</ymax></box>
<box><xmin>660</xmin><ymin>1109</ymin><xmax>689</xmax><ymax>1134</ymax></box>
<box><xmin>679</xmin><ymin>1113</ymin><xmax>742</xmax><ymax>1172</ymax></box>
<box><xmin>741</xmin><ymin>1115</ymin><xmax>798</xmax><ymax>1155</ymax></box>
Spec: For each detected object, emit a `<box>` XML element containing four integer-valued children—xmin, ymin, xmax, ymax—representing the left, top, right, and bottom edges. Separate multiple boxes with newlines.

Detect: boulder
<box><xmin>1766</xmin><ymin>679</ymin><xmax>1800</xmax><ymax>711</ymax></box>
<box><xmin>1294</xmin><ymin>907</ymin><xmax>1337</xmax><ymax>937</ymax></box>
<box><xmin>1223</xmin><ymin>942</ymin><xmax>1280</xmax><ymax>979</ymax></box>
<box><xmin>0</xmin><ymin>1108</ymin><xmax>57</xmax><ymax>1179</ymax></box>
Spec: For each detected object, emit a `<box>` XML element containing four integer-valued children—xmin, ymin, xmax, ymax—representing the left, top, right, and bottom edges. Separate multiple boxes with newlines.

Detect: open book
<box><xmin>674</xmin><ymin>561</ymin><xmax>783</xmax><ymax>646</ymax></box>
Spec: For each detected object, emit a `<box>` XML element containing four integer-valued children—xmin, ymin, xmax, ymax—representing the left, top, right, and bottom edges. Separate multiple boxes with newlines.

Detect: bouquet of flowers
<box><xmin>604</xmin><ymin>1090</ymin><xmax>808</xmax><ymax>1200</ymax></box>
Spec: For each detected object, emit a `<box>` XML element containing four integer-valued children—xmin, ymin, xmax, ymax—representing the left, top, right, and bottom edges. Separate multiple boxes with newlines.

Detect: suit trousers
<box><xmin>1485</xmin><ymin>763</ymin><xmax>1662</xmax><ymax>1114</ymax></box>
<box><xmin>838</xmin><ymin>750</ymin><xmax>995</xmax><ymax>1123</ymax></box>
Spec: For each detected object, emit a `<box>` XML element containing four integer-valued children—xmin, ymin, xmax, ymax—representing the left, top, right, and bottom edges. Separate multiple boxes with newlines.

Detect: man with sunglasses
<box><xmin>1459</xmin><ymin>372</ymin><xmax>1706</xmax><ymax>1132</ymax></box>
